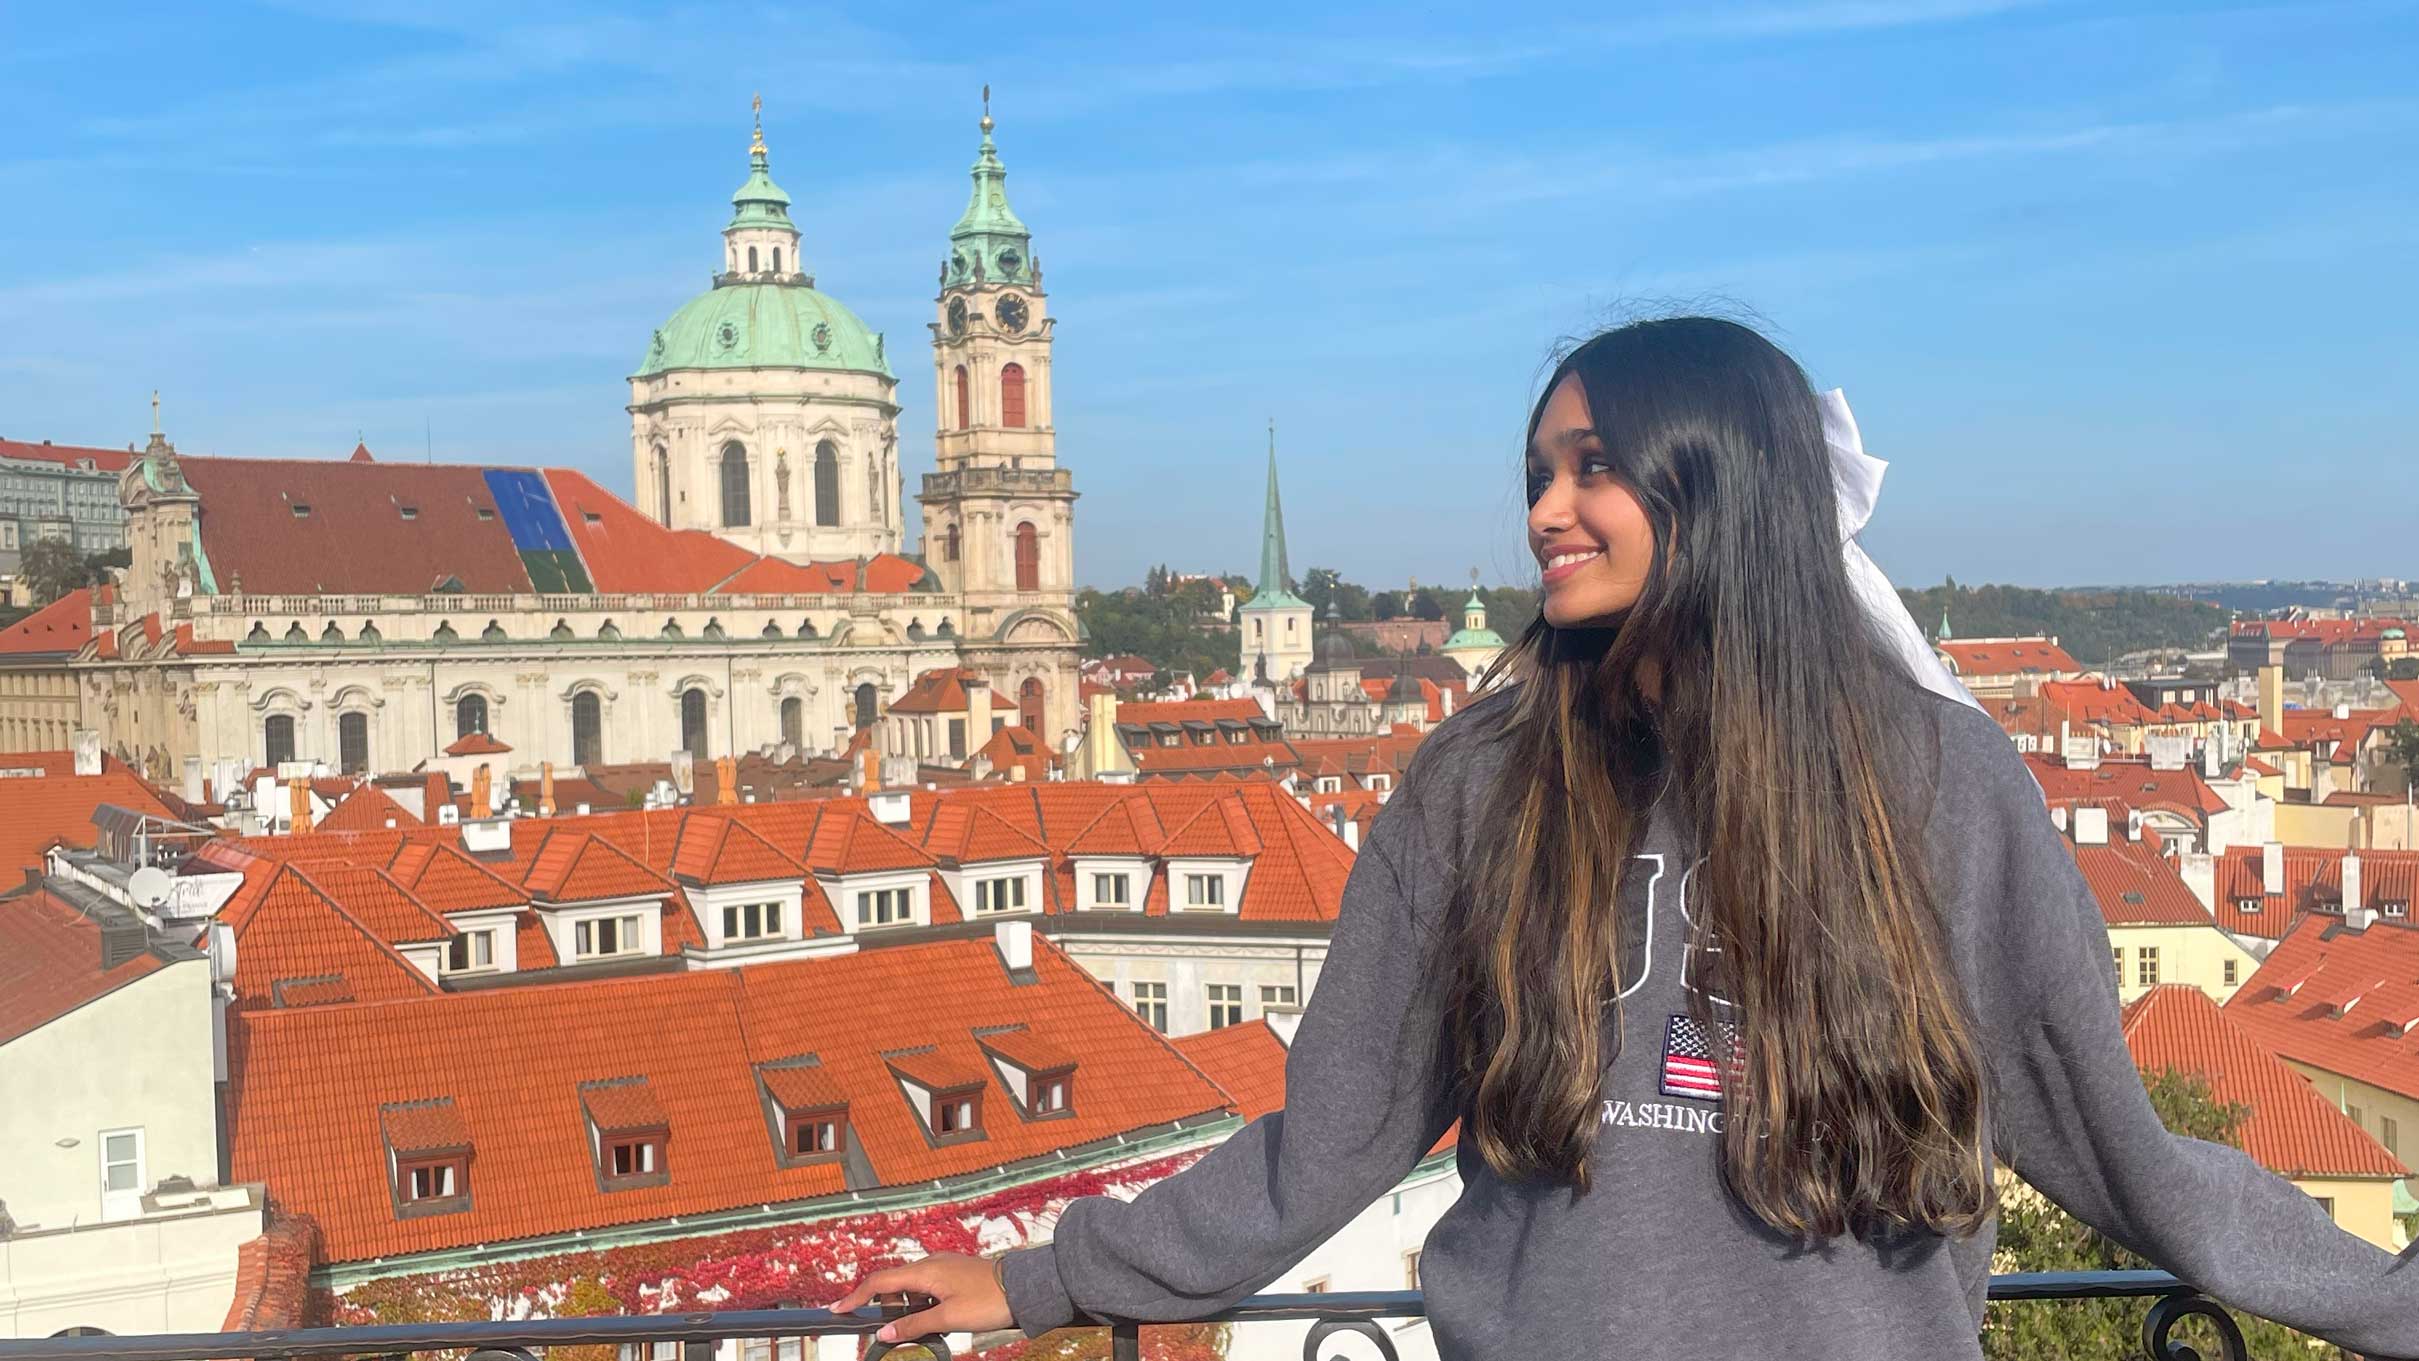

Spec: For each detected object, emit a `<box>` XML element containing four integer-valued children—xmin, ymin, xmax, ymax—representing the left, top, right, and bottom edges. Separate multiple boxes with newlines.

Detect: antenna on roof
<box><xmin>425</xmin><ymin>414</ymin><xmax>433</xmax><ymax>465</ymax></box>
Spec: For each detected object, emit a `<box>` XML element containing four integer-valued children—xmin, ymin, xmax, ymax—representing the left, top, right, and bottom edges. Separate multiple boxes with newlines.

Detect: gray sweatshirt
<box><xmin>1000</xmin><ymin>689</ymin><xmax>2419</xmax><ymax>1359</ymax></box>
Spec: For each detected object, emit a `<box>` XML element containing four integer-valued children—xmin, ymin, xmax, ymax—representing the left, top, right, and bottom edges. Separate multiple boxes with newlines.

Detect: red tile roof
<box><xmin>0</xmin><ymin>588</ymin><xmax>93</xmax><ymax>656</ymax></box>
<box><xmin>0</xmin><ymin>438</ymin><xmax>140</xmax><ymax>471</ymax></box>
<box><xmin>802</xmin><ymin>809</ymin><xmax>935</xmax><ymax>875</ymax></box>
<box><xmin>2211</xmin><ymin>846</ymin><xmax>2419</xmax><ymax>940</ymax></box>
<box><xmin>225</xmin><ymin>936</ymin><xmax>1232</xmax><ymax>1263</ymax></box>
<box><xmin>1158</xmin><ymin>793</ymin><xmax>1266</xmax><ymax>859</ymax></box>
<box><xmin>2025</xmin><ymin>754</ymin><xmax>2230</xmax><ymax>818</ymax></box>
<box><xmin>217</xmin><ymin>1216</ymin><xmax>318</xmax><ymax>1334</ymax></box>
<box><xmin>221</xmin><ymin>863</ymin><xmax>439</xmax><ymax>1011</ymax></box>
<box><xmin>442</xmin><ymin>732</ymin><xmax>513</xmax><ymax>757</ymax></box>
<box><xmin>0</xmin><ymin>891</ymin><xmax>177</xmax><ymax>1046</ymax></box>
<box><xmin>522</xmin><ymin>828</ymin><xmax>673</xmax><ymax>903</ymax></box>
<box><xmin>2037</xmin><ymin>679</ymin><xmax>2161</xmax><ymax>728</ymax></box>
<box><xmin>0</xmin><ymin>766</ymin><xmax>178</xmax><ymax>876</ymax></box>
<box><xmin>758</xmin><ymin>1058</ymin><xmax>849</xmax><ymax>1110</ymax></box>
<box><xmin>671</xmin><ymin>814</ymin><xmax>806</xmax><ymax>886</ymax></box>
<box><xmin>2223</xmin><ymin>918</ymin><xmax>2419</xmax><ymax>1106</ymax></box>
<box><xmin>317</xmin><ymin>784</ymin><xmax>424</xmax><ymax>833</ymax></box>
<box><xmin>1065</xmin><ymin>795</ymin><xmax>1167</xmax><ymax>858</ymax></box>
<box><xmin>581</xmin><ymin>1075</ymin><xmax>670</xmax><ymax>1133</ymax></box>
<box><xmin>1937</xmin><ymin>638</ymin><xmax>2082</xmax><ymax>676</ymax></box>
<box><xmin>2060</xmin><ymin>826</ymin><xmax>2215</xmax><ymax>928</ymax></box>
<box><xmin>292</xmin><ymin>863</ymin><xmax>456</xmax><ymax>945</ymax></box>
<box><xmin>887</xmin><ymin>1046</ymin><xmax>989</xmax><ymax>1090</ymax></box>
<box><xmin>387</xmin><ymin>841</ymin><xmax>525</xmax><ymax>914</ymax></box>
<box><xmin>1172</xmin><ymin>1021</ymin><xmax>1291</xmax><ymax>1120</ymax></box>
<box><xmin>923</xmin><ymin>803</ymin><xmax>1052</xmax><ymax>866</ymax></box>
<box><xmin>380</xmin><ymin>1097</ymin><xmax>472</xmax><ymax>1155</ymax></box>
<box><xmin>979</xmin><ymin>1025</ymin><xmax>1079</xmax><ymax>1073</ymax></box>
<box><xmin>181</xmin><ymin>459</ymin><xmax>538</xmax><ymax>595</ymax></box>
<box><xmin>2124</xmin><ymin>984</ymin><xmax>2405</xmax><ymax>1179</ymax></box>
<box><xmin>969</xmin><ymin>724</ymin><xmax>1062</xmax><ymax>776</ymax></box>
<box><xmin>886</xmin><ymin>667</ymin><xmax>982</xmax><ymax>715</ymax></box>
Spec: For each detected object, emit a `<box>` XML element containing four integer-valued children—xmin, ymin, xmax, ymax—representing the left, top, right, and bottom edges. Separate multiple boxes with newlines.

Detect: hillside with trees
<box><xmin>1899</xmin><ymin>579</ymin><xmax>2228</xmax><ymax>666</ymax></box>
<box><xmin>1080</xmin><ymin>565</ymin><xmax>1539</xmax><ymax>682</ymax></box>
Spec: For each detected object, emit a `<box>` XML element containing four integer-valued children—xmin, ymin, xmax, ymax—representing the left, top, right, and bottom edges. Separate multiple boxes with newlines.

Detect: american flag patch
<box><xmin>1658</xmin><ymin>1013</ymin><xmax>1746</xmax><ymax>1103</ymax></box>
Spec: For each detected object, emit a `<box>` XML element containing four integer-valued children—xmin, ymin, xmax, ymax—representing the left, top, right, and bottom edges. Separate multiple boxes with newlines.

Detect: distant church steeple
<box><xmin>1239</xmin><ymin>419</ymin><xmax>1313</xmax><ymax>684</ymax></box>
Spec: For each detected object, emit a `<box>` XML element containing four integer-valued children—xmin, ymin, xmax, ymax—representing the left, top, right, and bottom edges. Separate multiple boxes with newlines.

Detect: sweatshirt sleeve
<box><xmin>1934</xmin><ymin>704</ymin><xmax>2419</xmax><ymax>1359</ymax></box>
<box><xmin>996</xmin><ymin>758</ymin><xmax>1463</xmax><ymax>1337</ymax></box>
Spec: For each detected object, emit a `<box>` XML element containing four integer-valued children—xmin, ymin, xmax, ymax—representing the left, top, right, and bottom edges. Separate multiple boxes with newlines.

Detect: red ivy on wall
<box><xmin>328</xmin><ymin>1149</ymin><xmax>1210</xmax><ymax>1348</ymax></box>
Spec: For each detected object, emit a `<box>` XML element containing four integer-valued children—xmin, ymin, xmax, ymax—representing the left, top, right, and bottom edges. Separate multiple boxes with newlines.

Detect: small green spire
<box><xmin>1245</xmin><ymin>418</ymin><xmax>1308</xmax><ymax>612</ymax></box>
<box><xmin>945</xmin><ymin>87</ymin><xmax>1033</xmax><ymax>286</ymax></box>
<box><xmin>1938</xmin><ymin>603</ymin><xmax>1954</xmax><ymax>641</ymax></box>
<box><xmin>727</xmin><ymin>93</ymin><xmax>794</xmax><ymax>233</ymax></box>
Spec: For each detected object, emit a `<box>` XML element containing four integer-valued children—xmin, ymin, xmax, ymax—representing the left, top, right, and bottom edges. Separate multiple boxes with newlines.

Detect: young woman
<box><xmin>834</xmin><ymin>318</ymin><xmax>2419</xmax><ymax>1359</ymax></box>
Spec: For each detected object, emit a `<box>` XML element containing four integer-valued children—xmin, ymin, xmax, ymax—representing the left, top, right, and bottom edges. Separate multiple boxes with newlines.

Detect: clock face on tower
<box><xmin>946</xmin><ymin>297</ymin><xmax>968</xmax><ymax>336</ymax></box>
<box><xmin>996</xmin><ymin>293</ymin><xmax>1029</xmax><ymax>334</ymax></box>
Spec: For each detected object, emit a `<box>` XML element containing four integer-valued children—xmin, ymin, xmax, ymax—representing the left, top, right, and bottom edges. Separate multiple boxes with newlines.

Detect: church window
<box><xmin>1013</xmin><ymin>522</ymin><xmax>1040</xmax><ymax>591</ymax></box>
<box><xmin>456</xmin><ymin>695</ymin><xmax>488</xmax><ymax>739</ymax></box>
<box><xmin>264</xmin><ymin>715</ymin><xmax>295</xmax><ymax>768</ymax></box>
<box><xmin>339</xmin><ymin>712</ymin><xmax>370</xmax><ymax>775</ymax></box>
<box><xmin>680</xmin><ymin>688</ymin><xmax>709</xmax><ymax>760</ymax></box>
<box><xmin>652</xmin><ymin>445</ymin><xmax>670</xmax><ymax>520</ymax></box>
<box><xmin>571</xmin><ymin>692</ymin><xmax>602</xmax><ymax>767</ymax></box>
<box><xmin>954</xmin><ymin>366</ymin><xmax>970</xmax><ymax>429</ymax></box>
<box><xmin>720</xmin><ymin>443</ymin><xmax>752</xmax><ymax>528</ymax></box>
<box><xmin>1001</xmin><ymin>364</ymin><xmax>1027</xmax><ymax>428</ymax></box>
<box><xmin>853</xmin><ymin>683</ymin><xmax>878</xmax><ymax>731</ymax></box>
<box><xmin>1019</xmin><ymin>677</ymin><xmax>1045</xmax><ymax>733</ymax></box>
<box><xmin>747</xmin><ymin>246</ymin><xmax>759</xmax><ymax>272</ymax></box>
<box><xmin>780</xmin><ymin>697</ymin><xmax>803</xmax><ymax>749</ymax></box>
<box><xmin>942</xmin><ymin>524</ymin><xmax>960</xmax><ymax>562</ymax></box>
<box><xmin>771</xmin><ymin>246</ymin><xmax>782</xmax><ymax>273</ymax></box>
<box><xmin>813</xmin><ymin>442</ymin><xmax>839</xmax><ymax>528</ymax></box>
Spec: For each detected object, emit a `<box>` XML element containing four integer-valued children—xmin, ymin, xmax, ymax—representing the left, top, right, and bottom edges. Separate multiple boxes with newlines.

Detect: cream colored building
<box><xmin>0</xmin><ymin>890</ymin><xmax>262</xmax><ymax>1337</ymax></box>
<box><xmin>22</xmin><ymin>106</ymin><xmax>1085</xmax><ymax>785</ymax></box>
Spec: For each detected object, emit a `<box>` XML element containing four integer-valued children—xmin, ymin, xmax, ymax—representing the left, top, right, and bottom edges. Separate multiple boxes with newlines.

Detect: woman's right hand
<box><xmin>828</xmin><ymin>1252</ymin><xmax>1014</xmax><ymax>1344</ymax></box>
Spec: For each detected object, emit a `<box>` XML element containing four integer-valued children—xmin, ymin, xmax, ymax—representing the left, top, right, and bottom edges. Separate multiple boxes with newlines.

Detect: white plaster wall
<box><xmin>0</xmin><ymin>1192</ymin><xmax>263</xmax><ymax>1339</ymax></box>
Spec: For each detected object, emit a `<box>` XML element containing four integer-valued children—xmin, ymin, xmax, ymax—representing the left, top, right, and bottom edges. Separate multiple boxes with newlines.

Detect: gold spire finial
<box><xmin>750</xmin><ymin>91</ymin><xmax>766</xmax><ymax>155</ymax></box>
<box><xmin>150</xmin><ymin>389</ymin><xmax>160</xmax><ymax>434</ymax></box>
<box><xmin>980</xmin><ymin>83</ymin><xmax>993</xmax><ymax>135</ymax></box>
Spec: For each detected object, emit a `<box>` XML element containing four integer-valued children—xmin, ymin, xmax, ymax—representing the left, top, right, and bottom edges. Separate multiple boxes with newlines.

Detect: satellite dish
<box><xmin>127</xmin><ymin>866</ymin><xmax>173</xmax><ymax>910</ymax></box>
<box><xmin>207</xmin><ymin>923</ymin><xmax>238</xmax><ymax>986</ymax></box>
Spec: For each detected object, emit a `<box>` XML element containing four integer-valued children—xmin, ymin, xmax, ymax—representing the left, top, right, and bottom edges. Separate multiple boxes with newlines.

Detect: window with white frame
<box><xmin>2222</xmin><ymin>959</ymin><xmax>2238</xmax><ymax>987</ymax></box>
<box><xmin>974</xmin><ymin>876</ymin><xmax>1027</xmax><ymax>915</ymax></box>
<box><xmin>1092</xmin><ymin>872</ymin><xmax>1131</xmax><ymax>907</ymax></box>
<box><xmin>2236</xmin><ymin>898</ymin><xmax>2261</xmax><ymax>914</ymax></box>
<box><xmin>2136</xmin><ymin>947</ymin><xmax>2159</xmax><ymax>987</ymax></box>
<box><xmin>443</xmin><ymin>929</ymin><xmax>496</xmax><ymax>973</ymax></box>
<box><xmin>1261</xmin><ymin>984</ymin><xmax>1298</xmax><ymax>1010</ymax></box>
<box><xmin>575</xmin><ymin>915</ymin><xmax>643</xmax><ymax>960</ymax></box>
<box><xmin>1129</xmin><ymin>981</ymin><xmax>1168</xmax><ymax>1032</ymax></box>
<box><xmin>723</xmin><ymin>901</ymin><xmax>783</xmax><ymax>941</ymax></box>
<box><xmin>1184</xmin><ymin>873</ymin><xmax>1226</xmax><ymax>909</ymax></box>
<box><xmin>101</xmin><ymin>1129</ymin><xmax>143</xmax><ymax>1194</ymax></box>
<box><xmin>1033</xmin><ymin>1073</ymin><xmax>1070</xmax><ymax>1114</ymax></box>
<box><xmin>856</xmin><ymin>887</ymin><xmax>910</xmax><ymax>927</ymax></box>
<box><xmin>1206</xmin><ymin>983</ymin><xmax>1243</xmax><ymax>1029</ymax></box>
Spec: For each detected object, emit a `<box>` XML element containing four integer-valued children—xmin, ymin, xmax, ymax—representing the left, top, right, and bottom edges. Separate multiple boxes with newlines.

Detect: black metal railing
<box><xmin>0</xmin><ymin>1271</ymin><xmax>2248</xmax><ymax>1361</ymax></box>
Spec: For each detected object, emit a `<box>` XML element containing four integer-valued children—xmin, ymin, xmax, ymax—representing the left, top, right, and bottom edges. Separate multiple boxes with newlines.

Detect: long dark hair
<box><xmin>1439</xmin><ymin>316</ymin><xmax>1995</xmax><ymax>1244</ymax></box>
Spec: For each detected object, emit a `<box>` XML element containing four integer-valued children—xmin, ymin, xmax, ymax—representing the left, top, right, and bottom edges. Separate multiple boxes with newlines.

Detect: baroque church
<box><xmin>13</xmin><ymin>101</ymin><xmax>1084</xmax><ymax>784</ymax></box>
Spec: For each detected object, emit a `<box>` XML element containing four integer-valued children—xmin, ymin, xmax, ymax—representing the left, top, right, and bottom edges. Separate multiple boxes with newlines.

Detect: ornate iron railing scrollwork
<box><xmin>1304</xmin><ymin>1316</ymin><xmax>1404</xmax><ymax>1361</ymax></box>
<box><xmin>2142</xmin><ymin>1290</ymin><xmax>2249</xmax><ymax>1361</ymax></box>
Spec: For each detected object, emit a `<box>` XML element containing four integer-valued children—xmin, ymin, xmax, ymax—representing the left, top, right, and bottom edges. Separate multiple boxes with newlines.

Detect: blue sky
<box><xmin>1</xmin><ymin>2</ymin><xmax>2412</xmax><ymax>592</ymax></box>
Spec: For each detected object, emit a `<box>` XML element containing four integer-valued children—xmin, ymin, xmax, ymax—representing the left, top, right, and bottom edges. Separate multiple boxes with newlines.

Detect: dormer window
<box><xmin>1033</xmin><ymin>1074</ymin><xmax>1070</xmax><ymax>1113</ymax></box>
<box><xmin>723</xmin><ymin>901</ymin><xmax>783</xmax><ymax>942</ymax></box>
<box><xmin>398</xmin><ymin>505</ymin><xmax>418</xmax><ymax>520</ymax></box>
<box><xmin>886</xmin><ymin>1049</ymin><xmax>987</xmax><ymax>1146</ymax></box>
<box><xmin>2235</xmin><ymin>898</ymin><xmax>2261</xmax><ymax>914</ymax></box>
<box><xmin>857</xmin><ymin>887</ymin><xmax>911</xmax><ymax>927</ymax></box>
<box><xmin>758</xmin><ymin>1058</ymin><xmax>850</xmax><ymax>1167</ymax></box>
<box><xmin>1092</xmin><ymin>872</ymin><xmax>1130</xmax><ymax>907</ymax></box>
<box><xmin>973</xmin><ymin>876</ymin><xmax>1027</xmax><ymax>915</ymax></box>
<box><xmin>936</xmin><ymin>1093</ymin><xmax>980</xmax><ymax>1134</ymax></box>
<box><xmin>381</xmin><ymin>1098</ymin><xmax>472</xmax><ymax>1218</ymax></box>
<box><xmin>581</xmin><ymin>1077</ymin><xmax>670</xmax><ymax>1190</ymax></box>
<box><xmin>2386</xmin><ymin>900</ymin><xmax>2410</xmax><ymax>918</ymax></box>
<box><xmin>977</xmin><ymin>1027</ymin><xmax>1077</xmax><ymax>1122</ymax></box>
<box><xmin>290</xmin><ymin>503</ymin><xmax>312</xmax><ymax>518</ymax></box>
<box><xmin>1184</xmin><ymin>874</ymin><xmax>1226</xmax><ymax>909</ymax></box>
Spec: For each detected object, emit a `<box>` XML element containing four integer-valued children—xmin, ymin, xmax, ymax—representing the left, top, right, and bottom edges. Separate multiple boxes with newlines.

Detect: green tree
<box><xmin>2388</xmin><ymin>657</ymin><xmax>2419</xmax><ymax>682</ymax></box>
<box><xmin>1300</xmin><ymin>567</ymin><xmax>1343</xmax><ymax>617</ymax></box>
<box><xmin>19</xmin><ymin>538</ymin><xmax>89</xmax><ymax>605</ymax></box>
<box><xmin>2382</xmin><ymin>718</ymin><xmax>2419</xmax><ymax>798</ymax></box>
<box><xmin>1408</xmin><ymin>588</ymin><xmax>1446</xmax><ymax>622</ymax></box>
<box><xmin>1986</xmin><ymin>1067</ymin><xmax>2358</xmax><ymax>1359</ymax></box>
<box><xmin>1898</xmin><ymin>581</ymin><xmax>2226</xmax><ymax>667</ymax></box>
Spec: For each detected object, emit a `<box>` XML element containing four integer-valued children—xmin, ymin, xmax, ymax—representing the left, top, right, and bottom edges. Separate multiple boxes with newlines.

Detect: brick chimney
<box><xmin>716</xmin><ymin>754</ymin><xmax>739</xmax><ymax>805</ymax></box>
<box><xmin>289</xmin><ymin>777</ymin><xmax>312</xmax><ymax>834</ymax></box>
<box><xmin>471</xmin><ymin>764</ymin><xmax>492</xmax><ymax>820</ymax></box>
<box><xmin>538</xmin><ymin>761</ymin><xmax>557</xmax><ymax>817</ymax></box>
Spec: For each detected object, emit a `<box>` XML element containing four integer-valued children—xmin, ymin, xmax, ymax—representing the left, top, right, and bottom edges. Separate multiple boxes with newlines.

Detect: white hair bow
<box><xmin>1815</xmin><ymin>388</ymin><xmax>1984</xmax><ymax>714</ymax></box>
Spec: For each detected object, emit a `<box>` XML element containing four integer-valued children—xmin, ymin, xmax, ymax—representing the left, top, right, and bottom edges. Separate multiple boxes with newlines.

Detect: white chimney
<box><xmin>2052</xmin><ymin>806</ymin><xmax>2070</xmax><ymax>834</ymax></box>
<box><xmin>2342</xmin><ymin>854</ymin><xmax>2364</xmax><ymax>923</ymax></box>
<box><xmin>995</xmin><ymin>918</ymin><xmax>1033</xmax><ymax>972</ymax></box>
<box><xmin>1263</xmin><ymin>1007</ymin><xmax>1304</xmax><ymax>1047</ymax></box>
<box><xmin>2147</xmin><ymin>734</ymin><xmax>2188</xmax><ymax>772</ymax></box>
<box><xmin>966</xmin><ymin>676</ymin><xmax>993</xmax><ymax>749</ymax></box>
<box><xmin>1343</xmin><ymin>820</ymin><xmax>1361</xmax><ymax>851</ymax></box>
<box><xmin>2332</xmin><ymin>701</ymin><xmax>2351</xmax><ymax>721</ymax></box>
<box><xmin>2261</xmin><ymin>841</ymin><xmax>2285</xmax><ymax>896</ymax></box>
<box><xmin>2063</xmin><ymin>734</ymin><xmax>2101</xmax><ymax>772</ymax></box>
<box><xmin>71</xmin><ymin>728</ymin><xmax>101</xmax><ymax>776</ymax></box>
<box><xmin>436</xmin><ymin>803</ymin><xmax>462</xmax><ymax>826</ymax></box>
<box><xmin>2074</xmin><ymin>807</ymin><xmax>2110</xmax><ymax>846</ymax></box>
<box><xmin>575</xmin><ymin>802</ymin><xmax>591</xmax><ymax>816</ymax></box>
<box><xmin>462</xmin><ymin>816</ymin><xmax>511</xmax><ymax>854</ymax></box>
<box><xmin>867</xmin><ymin>790</ymin><xmax>912</xmax><ymax>825</ymax></box>
<box><xmin>181</xmin><ymin>755</ymin><xmax>205</xmax><ymax>803</ymax></box>
<box><xmin>2125</xmin><ymin>808</ymin><xmax>2144</xmax><ymax>842</ymax></box>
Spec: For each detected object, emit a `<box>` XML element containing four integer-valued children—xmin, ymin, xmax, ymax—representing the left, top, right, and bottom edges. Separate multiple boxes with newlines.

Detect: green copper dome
<box><xmin>1443</xmin><ymin>623</ymin><xmax>1507</xmax><ymax>651</ymax></box>
<box><xmin>635</xmin><ymin>283</ymin><xmax>892</xmax><ymax>379</ymax></box>
<box><xmin>943</xmin><ymin>106</ymin><xmax>1036</xmax><ymax>290</ymax></box>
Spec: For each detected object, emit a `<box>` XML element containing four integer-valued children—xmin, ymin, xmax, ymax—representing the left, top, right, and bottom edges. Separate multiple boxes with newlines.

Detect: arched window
<box><xmin>813</xmin><ymin>441</ymin><xmax>839</xmax><ymax>528</ymax></box>
<box><xmin>853</xmin><ymin>682</ymin><xmax>878</xmax><ymax>731</ymax></box>
<box><xmin>747</xmin><ymin>245</ymin><xmax>759</xmax><ymax>272</ymax></box>
<box><xmin>780</xmin><ymin>696</ymin><xmax>803</xmax><ymax>748</ymax></box>
<box><xmin>953</xmin><ymin>366</ymin><xmax>970</xmax><ymax>429</ymax></box>
<box><xmin>1018</xmin><ymin>677</ymin><xmax>1045</xmax><ymax>733</ymax></box>
<box><xmin>719</xmin><ymin>442</ymin><xmax>751</xmax><ymax>528</ymax></box>
<box><xmin>339</xmin><ymin>712</ymin><xmax>370</xmax><ymax>775</ymax></box>
<box><xmin>680</xmin><ymin>688</ymin><xmax>709</xmax><ymax>760</ymax></box>
<box><xmin>263</xmin><ymin>715</ymin><xmax>295</xmax><ymax>768</ymax></box>
<box><xmin>571</xmin><ymin>692</ymin><xmax>602</xmax><ymax>768</ymax></box>
<box><xmin>942</xmin><ymin>523</ymin><xmax>960</xmax><ymax>561</ymax></box>
<box><xmin>1013</xmin><ymin>522</ymin><xmax>1040</xmax><ymax>591</ymax></box>
<box><xmin>455</xmin><ymin>694</ymin><xmax>488</xmax><ymax>739</ymax></box>
<box><xmin>772</xmin><ymin>246</ymin><xmax>782</xmax><ymax>274</ymax></box>
<box><xmin>652</xmin><ymin>445</ymin><xmax>670</xmax><ymax>520</ymax></box>
<box><xmin>1000</xmin><ymin>363</ymin><xmax>1027</xmax><ymax>428</ymax></box>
